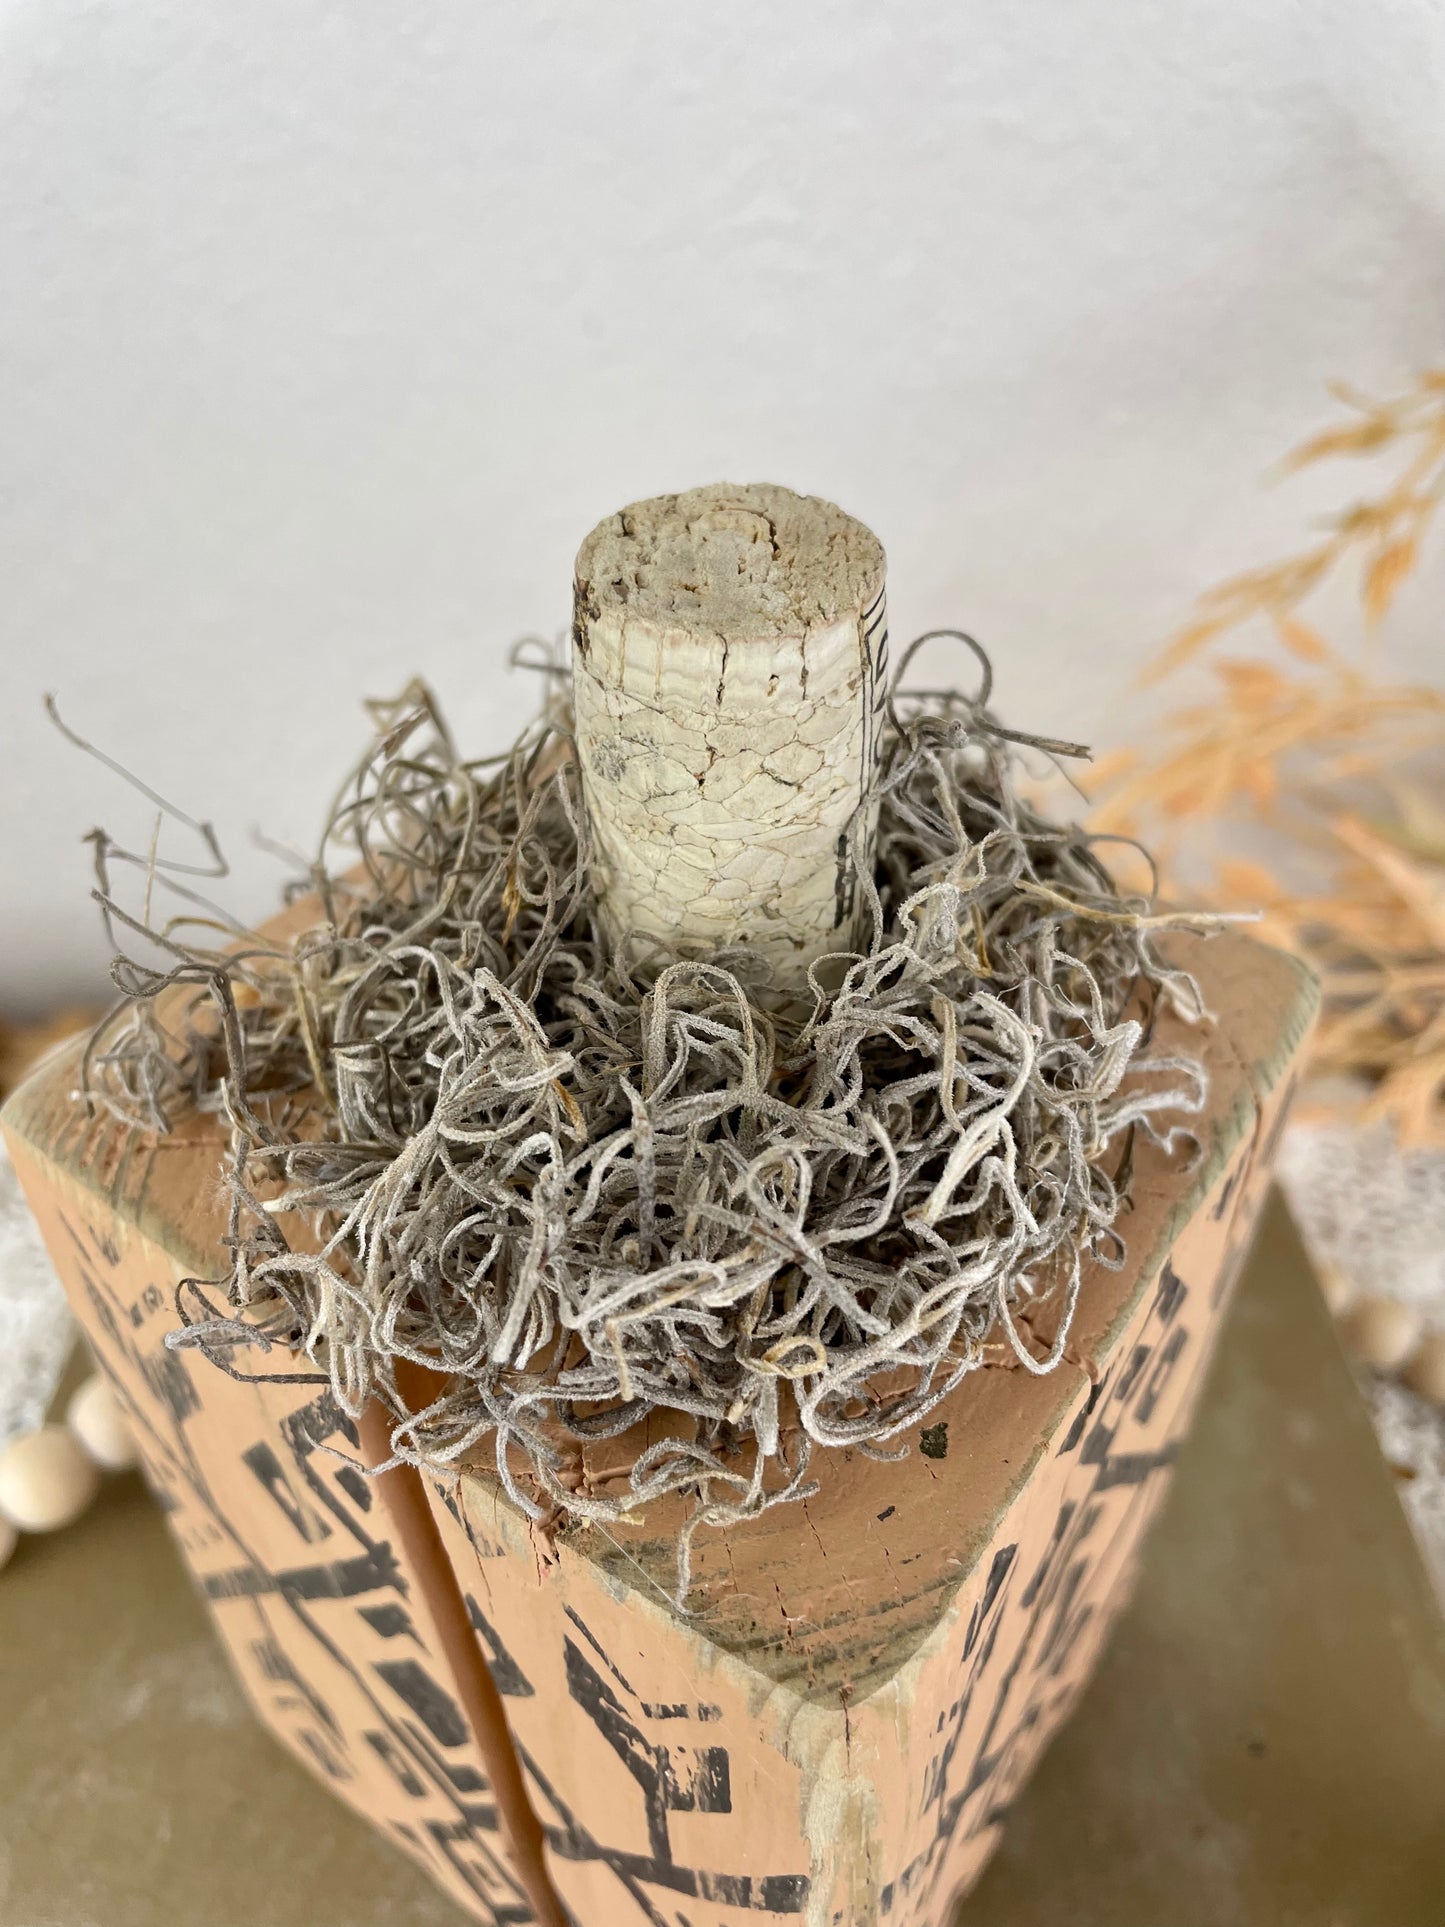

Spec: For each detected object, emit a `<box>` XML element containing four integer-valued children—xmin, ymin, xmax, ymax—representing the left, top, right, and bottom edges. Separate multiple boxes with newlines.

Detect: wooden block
<box><xmin>1</xmin><ymin>928</ymin><xmax>1315</xmax><ymax>1927</ymax></box>
<box><xmin>3</xmin><ymin>1102</ymin><xmax>555</xmax><ymax>1927</ymax></box>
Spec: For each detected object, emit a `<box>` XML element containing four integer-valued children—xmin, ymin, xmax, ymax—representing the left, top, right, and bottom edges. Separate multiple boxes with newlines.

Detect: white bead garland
<box><xmin>1401</xmin><ymin>1332</ymin><xmax>1445</xmax><ymax>1406</ymax></box>
<box><xmin>66</xmin><ymin>1373</ymin><xmax>138</xmax><ymax>1472</ymax></box>
<box><xmin>0</xmin><ymin>1369</ymin><xmax>137</xmax><ymax>1561</ymax></box>
<box><xmin>1337</xmin><ymin>1294</ymin><xmax>1445</xmax><ymax>1405</ymax></box>
<box><xmin>0</xmin><ymin>1423</ymin><xmax>99</xmax><ymax>1533</ymax></box>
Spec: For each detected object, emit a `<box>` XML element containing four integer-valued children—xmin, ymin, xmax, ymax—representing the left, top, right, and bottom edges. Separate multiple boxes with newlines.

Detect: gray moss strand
<box><xmin>87</xmin><ymin>649</ymin><xmax>1208</xmax><ymax>1607</ymax></box>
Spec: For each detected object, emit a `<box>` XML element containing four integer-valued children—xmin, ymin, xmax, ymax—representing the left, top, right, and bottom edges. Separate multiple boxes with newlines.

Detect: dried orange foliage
<box><xmin>1094</xmin><ymin>371</ymin><xmax>1445</xmax><ymax>1143</ymax></box>
<box><xmin>1141</xmin><ymin>369</ymin><xmax>1445</xmax><ymax>684</ymax></box>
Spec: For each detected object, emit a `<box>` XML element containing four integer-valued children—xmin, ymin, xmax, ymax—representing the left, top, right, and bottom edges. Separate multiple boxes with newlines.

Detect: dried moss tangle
<box><xmin>80</xmin><ymin>640</ymin><xmax>1211</xmax><ymax>1601</ymax></box>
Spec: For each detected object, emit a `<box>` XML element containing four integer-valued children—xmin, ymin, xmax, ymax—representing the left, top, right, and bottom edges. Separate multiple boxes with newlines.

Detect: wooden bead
<box><xmin>67</xmin><ymin>1372</ymin><xmax>138</xmax><ymax>1471</ymax></box>
<box><xmin>0</xmin><ymin>1424</ymin><xmax>100</xmax><ymax>1532</ymax></box>
<box><xmin>1316</xmin><ymin>1261</ymin><xmax>1356</xmax><ymax>1314</ymax></box>
<box><xmin>1338</xmin><ymin>1295</ymin><xmax>1422</xmax><ymax>1374</ymax></box>
<box><xmin>1401</xmin><ymin>1332</ymin><xmax>1445</xmax><ymax>1406</ymax></box>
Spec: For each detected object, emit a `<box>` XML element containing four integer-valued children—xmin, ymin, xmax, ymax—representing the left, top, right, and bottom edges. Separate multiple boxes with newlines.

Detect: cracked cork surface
<box><xmin>573</xmin><ymin>482</ymin><xmax>888</xmax><ymax>982</ymax></box>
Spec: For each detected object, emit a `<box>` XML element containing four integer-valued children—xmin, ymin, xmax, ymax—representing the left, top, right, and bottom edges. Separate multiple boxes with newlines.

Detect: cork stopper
<box><xmin>572</xmin><ymin>483</ymin><xmax>888</xmax><ymax>982</ymax></box>
<box><xmin>576</xmin><ymin>484</ymin><xmax>884</xmax><ymax>642</ymax></box>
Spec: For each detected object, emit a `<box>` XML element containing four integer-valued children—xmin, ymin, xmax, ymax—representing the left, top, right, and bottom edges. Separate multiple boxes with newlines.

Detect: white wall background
<box><xmin>2</xmin><ymin>1</ymin><xmax>1443</xmax><ymax>1011</ymax></box>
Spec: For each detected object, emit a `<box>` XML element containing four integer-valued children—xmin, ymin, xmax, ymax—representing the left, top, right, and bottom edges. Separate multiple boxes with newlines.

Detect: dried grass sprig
<box><xmin>1143</xmin><ymin>369</ymin><xmax>1445</xmax><ymax>685</ymax></box>
<box><xmin>1093</xmin><ymin>372</ymin><xmax>1445</xmax><ymax>1144</ymax></box>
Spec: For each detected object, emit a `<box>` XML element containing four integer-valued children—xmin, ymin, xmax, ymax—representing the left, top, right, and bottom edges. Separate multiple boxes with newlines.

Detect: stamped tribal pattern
<box><xmin>883</xmin><ymin>1115</ymin><xmax>1277</xmax><ymax>1923</ymax></box>
<box><xmin>418</xmin><ymin>1090</ymin><xmax>1283</xmax><ymax>1927</ymax></box>
<box><xmin>25</xmin><ymin>1168</ymin><xmax>536</xmax><ymax>1926</ymax></box>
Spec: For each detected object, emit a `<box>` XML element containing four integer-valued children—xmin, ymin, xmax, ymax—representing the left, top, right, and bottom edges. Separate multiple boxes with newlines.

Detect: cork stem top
<box><xmin>574</xmin><ymin>482</ymin><xmax>885</xmax><ymax>644</ymax></box>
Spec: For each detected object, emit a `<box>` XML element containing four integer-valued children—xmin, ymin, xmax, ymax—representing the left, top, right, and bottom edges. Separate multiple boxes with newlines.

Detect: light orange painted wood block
<box><xmin>3</xmin><ymin>1097</ymin><xmax>553</xmax><ymax>1926</ymax></box>
<box><xmin>2</xmin><ymin>929</ymin><xmax>1314</xmax><ymax>1927</ymax></box>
